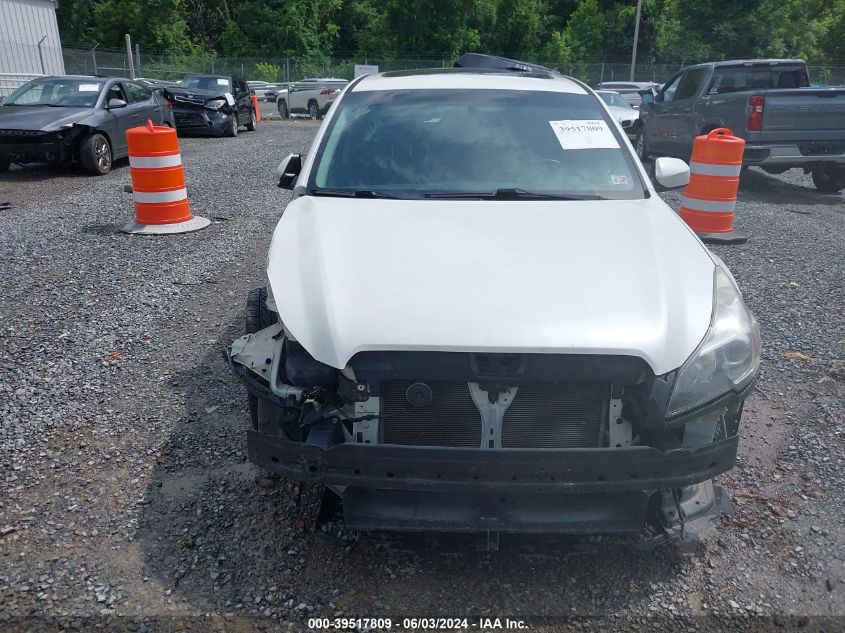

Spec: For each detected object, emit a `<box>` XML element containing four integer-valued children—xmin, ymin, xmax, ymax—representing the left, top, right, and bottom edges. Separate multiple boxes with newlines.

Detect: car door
<box><xmin>643</xmin><ymin>72</ymin><xmax>682</xmax><ymax>155</ymax></box>
<box><xmin>101</xmin><ymin>82</ymin><xmax>136</xmax><ymax>158</ymax></box>
<box><xmin>124</xmin><ymin>81</ymin><xmax>162</xmax><ymax>125</ymax></box>
<box><xmin>232</xmin><ymin>78</ymin><xmax>251</xmax><ymax>121</ymax></box>
<box><xmin>671</xmin><ymin>67</ymin><xmax>711</xmax><ymax>156</ymax></box>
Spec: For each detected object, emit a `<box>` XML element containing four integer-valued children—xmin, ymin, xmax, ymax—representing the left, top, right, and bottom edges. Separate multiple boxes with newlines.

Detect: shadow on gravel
<box><xmin>739</xmin><ymin>169</ymin><xmax>843</xmax><ymax>207</ymax></box>
<box><xmin>0</xmin><ymin>158</ymin><xmax>131</xmax><ymax>181</ymax></box>
<box><xmin>135</xmin><ymin>317</ymin><xmax>690</xmax><ymax>619</ymax></box>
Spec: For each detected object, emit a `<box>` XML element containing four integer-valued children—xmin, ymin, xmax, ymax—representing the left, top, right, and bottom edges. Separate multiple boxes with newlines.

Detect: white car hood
<box><xmin>267</xmin><ymin>196</ymin><xmax>715</xmax><ymax>374</ymax></box>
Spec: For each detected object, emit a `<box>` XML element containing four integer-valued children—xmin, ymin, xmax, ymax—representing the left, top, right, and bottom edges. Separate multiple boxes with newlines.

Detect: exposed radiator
<box><xmin>380</xmin><ymin>380</ymin><xmax>607</xmax><ymax>449</ymax></box>
<box><xmin>380</xmin><ymin>380</ymin><xmax>482</xmax><ymax>447</ymax></box>
<box><xmin>501</xmin><ymin>382</ymin><xmax>606</xmax><ymax>449</ymax></box>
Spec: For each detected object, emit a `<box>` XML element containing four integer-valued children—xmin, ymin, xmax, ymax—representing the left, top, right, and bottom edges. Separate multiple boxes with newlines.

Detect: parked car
<box><xmin>228</xmin><ymin>63</ymin><xmax>761</xmax><ymax>547</ymax></box>
<box><xmin>265</xmin><ymin>83</ymin><xmax>287</xmax><ymax>103</ymax></box>
<box><xmin>0</xmin><ymin>75</ymin><xmax>175</xmax><ymax>175</ymax></box>
<box><xmin>635</xmin><ymin>59</ymin><xmax>845</xmax><ymax>192</ymax></box>
<box><xmin>275</xmin><ymin>78</ymin><xmax>348</xmax><ymax>119</ymax></box>
<box><xmin>165</xmin><ymin>74</ymin><xmax>256</xmax><ymax>137</ymax></box>
<box><xmin>596</xmin><ymin>81</ymin><xmax>660</xmax><ymax>108</ymax></box>
<box><xmin>247</xmin><ymin>80</ymin><xmax>270</xmax><ymax>100</ymax></box>
<box><xmin>596</xmin><ymin>90</ymin><xmax>639</xmax><ymax>139</ymax></box>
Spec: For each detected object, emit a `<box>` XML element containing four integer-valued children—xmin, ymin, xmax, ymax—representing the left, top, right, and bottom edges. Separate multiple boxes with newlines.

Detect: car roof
<box><xmin>352</xmin><ymin>67</ymin><xmax>587</xmax><ymax>94</ymax></box>
<box><xmin>691</xmin><ymin>58</ymin><xmax>805</xmax><ymax>69</ymax></box>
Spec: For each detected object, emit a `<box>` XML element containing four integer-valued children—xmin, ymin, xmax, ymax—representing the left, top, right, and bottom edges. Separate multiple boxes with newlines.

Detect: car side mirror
<box><xmin>276</xmin><ymin>153</ymin><xmax>302</xmax><ymax>189</ymax></box>
<box><xmin>107</xmin><ymin>98</ymin><xmax>127</xmax><ymax>109</ymax></box>
<box><xmin>654</xmin><ymin>157</ymin><xmax>690</xmax><ymax>189</ymax></box>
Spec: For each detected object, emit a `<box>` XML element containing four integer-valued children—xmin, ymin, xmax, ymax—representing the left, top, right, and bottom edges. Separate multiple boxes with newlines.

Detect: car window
<box><xmin>180</xmin><ymin>76</ymin><xmax>233</xmax><ymax>92</ymax></box>
<box><xmin>660</xmin><ymin>74</ymin><xmax>682</xmax><ymax>102</ymax></box>
<box><xmin>106</xmin><ymin>83</ymin><xmax>127</xmax><ymax>104</ymax></box>
<box><xmin>674</xmin><ymin>68</ymin><xmax>708</xmax><ymax>101</ymax></box>
<box><xmin>309</xmin><ymin>89</ymin><xmax>644</xmax><ymax>200</ymax></box>
<box><xmin>707</xmin><ymin>66</ymin><xmax>809</xmax><ymax>94</ymax></box>
<box><xmin>124</xmin><ymin>82</ymin><xmax>152</xmax><ymax>103</ymax></box>
<box><xmin>598</xmin><ymin>92</ymin><xmax>631</xmax><ymax>108</ymax></box>
<box><xmin>4</xmin><ymin>78</ymin><xmax>104</xmax><ymax>107</ymax></box>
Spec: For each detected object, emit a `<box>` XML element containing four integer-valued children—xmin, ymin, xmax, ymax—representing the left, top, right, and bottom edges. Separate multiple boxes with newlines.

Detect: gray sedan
<box><xmin>0</xmin><ymin>75</ymin><xmax>175</xmax><ymax>175</ymax></box>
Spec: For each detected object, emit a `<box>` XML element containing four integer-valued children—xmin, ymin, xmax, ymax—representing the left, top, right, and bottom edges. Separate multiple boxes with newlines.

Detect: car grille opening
<box><xmin>380</xmin><ymin>380</ymin><xmax>607</xmax><ymax>449</ymax></box>
<box><xmin>380</xmin><ymin>380</ymin><xmax>482</xmax><ymax>447</ymax></box>
<box><xmin>501</xmin><ymin>382</ymin><xmax>606</xmax><ymax>449</ymax></box>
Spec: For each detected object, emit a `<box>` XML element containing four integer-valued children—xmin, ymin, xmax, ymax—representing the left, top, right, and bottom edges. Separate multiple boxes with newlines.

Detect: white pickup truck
<box><xmin>276</xmin><ymin>78</ymin><xmax>348</xmax><ymax>120</ymax></box>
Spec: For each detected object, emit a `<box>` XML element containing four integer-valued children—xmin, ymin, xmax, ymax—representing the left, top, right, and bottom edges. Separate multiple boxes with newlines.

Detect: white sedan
<box><xmin>229</xmin><ymin>61</ymin><xmax>761</xmax><ymax>547</ymax></box>
<box><xmin>597</xmin><ymin>89</ymin><xmax>640</xmax><ymax>139</ymax></box>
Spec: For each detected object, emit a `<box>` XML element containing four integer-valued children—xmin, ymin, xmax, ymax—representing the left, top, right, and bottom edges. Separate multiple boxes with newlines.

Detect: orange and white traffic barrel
<box><xmin>250</xmin><ymin>95</ymin><xmax>261</xmax><ymax>122</ymax></box>
<box><xmin>679</xmin><ymin>128</ymin><xmax>748</xmax><ymax>244</ymax></box>
<box><xmin>121</xmin><ymin>120</ymin><xmax>209</xmax><ymax>234</ymax></box>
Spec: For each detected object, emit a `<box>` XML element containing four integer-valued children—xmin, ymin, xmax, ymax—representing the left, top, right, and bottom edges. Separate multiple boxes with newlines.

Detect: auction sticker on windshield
<box><xmin>549</xmin><ymin>119</ymin><xmax>619</xmax><ymax>150</ymax></box>
<box><xmin>78</xmin><ymin>84</ymin><xmax>100</xmax><ymax>91</ymax></box>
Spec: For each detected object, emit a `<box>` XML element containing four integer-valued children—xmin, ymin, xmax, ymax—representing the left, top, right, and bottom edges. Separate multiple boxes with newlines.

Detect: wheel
<box><xmin>277</xmin><ymin>99</ymin><xmax>289</xmax><ymax>119</ymax></box>
<box><xmin>246</xmin><ymin>107</ymin><xmax>257</xmax><ymax>131</ymax></box>
<box><xmin>226</xmin><ymin>113</ymin><xmax>239</xmax><ymax>137</ymax></box>
<box><xmin>811</xmin><ymin>164</ymin><xmax>845</xmax><ymax>193</ymax></box>
<box><xmin>79</xmin><ymin>133</ymin><xmax>112</xmax><ymax>175</ymax></box>
<box><xmin>245</xmin><ymin>286</ymin><xmax>279</xmax><ymax>428</ymax></box>
<box><xmin>308</xmin><ymin>100</ymin><xmax>320</xmax><ymax>120</ymax></box>
<box><xmin>0</xmin><ymin>156</ymin><xmax>9</xmax><ymax>173</ymax></box>
<box><xmin>245</xmin><ymin>286</ymin><xmax>278</xmax><ymax>334</ymax></box>
<box><xmin>635</xmin><ymin>130</ymin><xmax>650</xmax><ymax>162</ymax></box>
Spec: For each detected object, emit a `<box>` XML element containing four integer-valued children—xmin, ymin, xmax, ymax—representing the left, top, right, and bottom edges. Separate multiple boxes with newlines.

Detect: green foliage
<box><xmin>58</xmin><ymin>0</ymin><xmax>844</xmax><ymax>78</ymax></box>
<box><xmin>254</xmin><ymin>62</ymin><xmax>282</xmax><ymax>83</ymax></box>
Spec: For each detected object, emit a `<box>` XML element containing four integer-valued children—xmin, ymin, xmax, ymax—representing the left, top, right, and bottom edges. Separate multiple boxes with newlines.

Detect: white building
<box><xmin>0</xmin><ymin>0</ymin><xmax>65</xmax><ymax>95</ymax></box>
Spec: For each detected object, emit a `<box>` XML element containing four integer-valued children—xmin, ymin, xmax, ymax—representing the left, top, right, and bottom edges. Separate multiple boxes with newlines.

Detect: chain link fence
<box><xmin>59</xmin><ymin>44</ymin><xmax>845</xmax><ymax>88</ymax></box>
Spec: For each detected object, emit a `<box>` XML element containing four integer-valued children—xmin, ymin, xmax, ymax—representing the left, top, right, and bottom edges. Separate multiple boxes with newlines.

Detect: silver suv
<box><xmin>276</xmin><ymin>78</ymin><xmax>348</xmax><ymax>120</ymax></box>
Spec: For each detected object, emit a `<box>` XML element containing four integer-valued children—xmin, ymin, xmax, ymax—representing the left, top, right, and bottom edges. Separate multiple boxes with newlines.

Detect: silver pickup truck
<box><xmin>635</xmin><ymin>59</ymin><xmax>845</xmax><ymax>192</ymax></box>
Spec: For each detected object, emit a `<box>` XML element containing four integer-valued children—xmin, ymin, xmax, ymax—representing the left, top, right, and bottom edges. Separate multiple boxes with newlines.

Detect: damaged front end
<box><xmin>163</xmin><ymin>88</ymin><xmax>236</xmax><ymax>135</ymax></box>
<box><xmin>228</xmin><ymin>319</ymin><xmax>750</xmax><ymax>549</ymax></box>
<box><xmin>0</xmin><ymin>126</ymin><xmax>83</xmax><ymax>165</ymax></box>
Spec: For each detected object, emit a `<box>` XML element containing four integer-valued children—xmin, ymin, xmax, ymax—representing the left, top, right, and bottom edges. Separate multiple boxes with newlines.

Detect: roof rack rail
<box><xmin>453</xmin><ymin>53</ymin><xmax>557</xmax><ymax>75</ymax></box>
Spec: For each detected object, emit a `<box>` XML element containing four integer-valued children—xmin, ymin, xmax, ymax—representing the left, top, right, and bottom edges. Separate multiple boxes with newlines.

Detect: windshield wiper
<box><xmin>311</xmin><ymin>188</ymin><xmax>398</xmax><ymax>199</ymax></box>
<box><xmin>425</xmin><ymin>188</ymin><xmax>606</xmax><ymax>200</ymax></box>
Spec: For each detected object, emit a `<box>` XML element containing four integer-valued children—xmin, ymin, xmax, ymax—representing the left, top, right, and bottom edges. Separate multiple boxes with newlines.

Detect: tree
<box><xmin>496</xmin><ymin>0</ymin><xmax>542</xmax><ymax>58</ymax></box>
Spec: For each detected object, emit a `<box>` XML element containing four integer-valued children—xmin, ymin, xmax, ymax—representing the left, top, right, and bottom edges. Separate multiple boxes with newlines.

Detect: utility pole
<box><xmin>135</xmin><ymin>43</ymin><xmax>141</xmax><ymax>76</ymax></box>
<box><xmin>125</xmin><ymin>34</ymin><xmax>136</xmax><ymax>79</ymax></box>
<box><xmin>37</xmin><ymin>35</ymin><xmax>47</xmax><ymax>74</ymax></box>
<box><xmin>92</xmin><ymin>42</ymin><xmax>100</xmax><ymax>75</ymax></box>
<box><xmin>629</xmin><ymin>0</ymin><xmax>642</xmax><ymax>82</ymax></box>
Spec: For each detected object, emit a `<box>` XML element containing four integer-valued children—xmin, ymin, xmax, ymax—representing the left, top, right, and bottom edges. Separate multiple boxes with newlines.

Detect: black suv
<box><xmin>166</xmin><ymin>75</ymin><xmax>256</xmax><ymax>137</ymax></box>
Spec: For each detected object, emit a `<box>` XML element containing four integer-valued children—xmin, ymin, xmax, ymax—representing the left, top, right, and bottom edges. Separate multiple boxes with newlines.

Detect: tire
<box><xmin>226</xmin><ymin>113</ymin><xmax>239</xmax><ymax>137</ymax></box>
<box><xmin>245</xmin><ymin>286</ymin><xmax>278</xmax><ymax>334</ymax></box>
<box><xmin>811</xmin><ymin>164</ymin><xmax>845</xmax><ymax>193</ymax></box>
<box><xmin>79</xmin><ymin>133</ymin><xmax>112</xmax><ymax>175</ymax></box>
<box><xmin>246</xmin><ymin>107</ymin><xmax>257</xmax><ymax>131</ymax></box>
<box><xmin>635</xmin><ymin>130</ymin><xmax>650</xmax><ymax>162</ymax></box>
<box><xmin>245</xmin><ymin>286</ymin><xmax>279</xmax><ymax>428</ymax></box>
<box><xmin>277</xmin><ymin>99</ymin><xmax>289</xmax><ymax>119</ymax></box>
<box><xmin>308</xmin><ymin>100</ymin><xmax>320</xmax><ymax>120</ymax></box>
<box><xmin>0</xmin><ymin>156</ymin><xmax>9</xmax><ymax>173</ymax></box>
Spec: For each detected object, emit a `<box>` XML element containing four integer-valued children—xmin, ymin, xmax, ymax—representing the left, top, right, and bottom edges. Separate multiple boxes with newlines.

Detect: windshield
<box><xmin>180</xmin><ymin>76</ymin><xmax>232</xmax><ymax>92</ymax></box>
<box><xmin>308</xmin><ymin>88</ymin><xmax>643</xmax><ymax>200</ymax></box>
<box><xmin>598</xmin><ymin>91</ymin><xmax>631</xmax><ymax>108</ymax></box>
<box><xmin>5</xmin><ymin>78</ymin><xmax>103</xmax><ymax>107</ymax></box>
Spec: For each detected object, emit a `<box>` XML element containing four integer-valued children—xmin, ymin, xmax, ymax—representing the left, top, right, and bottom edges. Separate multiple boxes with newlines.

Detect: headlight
<box><xmin>667</xmin><ymin>267</ymin><xmax>761</xmax><ymax>417</ymax></box>
<box><xmin>204</xmin><ymin>98</ymin><xmax>226</xmax><ymax>110</ymax></box>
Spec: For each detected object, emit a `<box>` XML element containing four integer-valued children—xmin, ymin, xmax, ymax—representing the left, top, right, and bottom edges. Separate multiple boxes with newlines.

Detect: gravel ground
<box><xmin>1</xmin><ymin>124</ymin><xmax>843</xmax><ymax>632</ymax></box>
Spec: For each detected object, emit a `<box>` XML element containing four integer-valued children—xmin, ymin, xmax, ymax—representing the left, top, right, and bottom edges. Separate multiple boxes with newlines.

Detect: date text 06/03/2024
<box><xmin>307</xmin><ymin>617</ymin><xmax>528</xmax><ymax>630</ymax></box>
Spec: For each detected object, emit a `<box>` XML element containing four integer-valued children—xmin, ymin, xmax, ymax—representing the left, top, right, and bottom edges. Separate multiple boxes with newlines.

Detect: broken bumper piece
<box><xmin>249</xmin><ymin>430</ymin><xmax>736</xmax><ymax>541</ymax></box>
<box><xmin>248</xmin><ymin>430</ymin><xmax>737</xmax><ymax>494</ymax></box>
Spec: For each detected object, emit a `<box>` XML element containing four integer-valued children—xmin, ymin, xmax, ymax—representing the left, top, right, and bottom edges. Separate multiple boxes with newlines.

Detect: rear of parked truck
<box><xmin>637</xmin><ymin>60</ymin><xmax>845</xmax><ymax>191</ymax></box>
